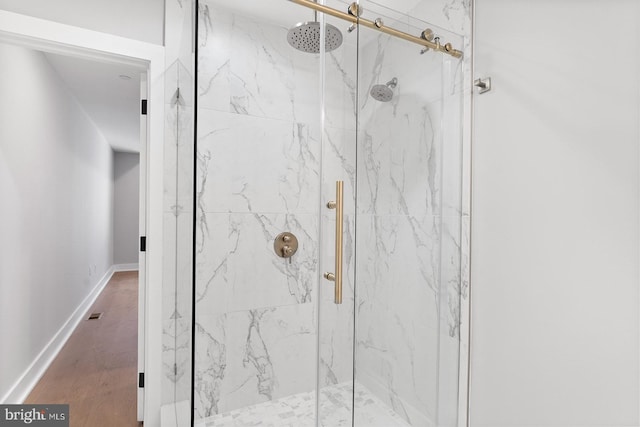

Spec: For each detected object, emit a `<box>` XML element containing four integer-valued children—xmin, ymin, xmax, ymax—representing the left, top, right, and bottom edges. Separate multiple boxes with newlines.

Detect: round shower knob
<box><xmin>274</xmin><ymin>232</ymin><xmax>298</xmax><ymax>259</ymax></box>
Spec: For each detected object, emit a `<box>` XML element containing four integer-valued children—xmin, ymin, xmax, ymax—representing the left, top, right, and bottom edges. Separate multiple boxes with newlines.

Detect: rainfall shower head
<box><xmin>370</xmin><ymin>77</ymin><xmax>398</xmax><ymax>102</ymax></box>
<box><xmin>287</xmin><ymin>21</ymin><xmax>343</xmax><ymax>53</ymax></box>
<box><xmin>287</xmin><ymin>0</ymin><xmax>344</xmax><ymax>53</ymax></box>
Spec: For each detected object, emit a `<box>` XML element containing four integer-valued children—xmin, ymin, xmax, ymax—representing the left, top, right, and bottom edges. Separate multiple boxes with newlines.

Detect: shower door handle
<box><xmin>324</xmin><ymin>181</ymin><xmax>344</xmax><ymax>304</ymax></box>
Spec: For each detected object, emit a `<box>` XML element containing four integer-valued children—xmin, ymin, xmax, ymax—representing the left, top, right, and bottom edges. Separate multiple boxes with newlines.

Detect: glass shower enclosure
<box><xmin>189</xmin><ymin>0</ymin><xmax>468</xmax><ymax>425</ymax></box>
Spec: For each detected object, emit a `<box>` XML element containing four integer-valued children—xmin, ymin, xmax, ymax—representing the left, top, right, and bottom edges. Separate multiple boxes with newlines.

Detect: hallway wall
<box><xmin>114</xmin><ymin>151</ymin><xmax>140</xmax><ymax>265</ymax></box>
<box><xmin>0</xmin><ymin>42</ymin><xmax>114</xmax><ymax>402</ymax></box>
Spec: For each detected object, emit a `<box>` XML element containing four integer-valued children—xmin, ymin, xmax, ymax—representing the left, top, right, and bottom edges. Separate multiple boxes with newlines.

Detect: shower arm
<box><xmin>288</xmin><ymin>0</ymin><xmax>463</xmax><ymax>58</ymax></box>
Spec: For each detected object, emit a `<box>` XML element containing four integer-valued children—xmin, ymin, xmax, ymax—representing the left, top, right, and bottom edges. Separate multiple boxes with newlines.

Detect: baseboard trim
<box><xmin>113</xmin><ymin>263</ymin><xmax>139</xmax><ymax>272</ymax></box>
<box><xmin>1</xmin><ymin>265</ymin><xmax>117</xmax><ymax>404</ymax></box>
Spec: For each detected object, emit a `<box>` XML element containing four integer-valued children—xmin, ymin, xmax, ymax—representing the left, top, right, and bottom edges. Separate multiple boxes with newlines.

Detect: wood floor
<box><xmin>25</xmin><ymin>271</ymin><xmax>142</xmax><ymax>427</ymax></box>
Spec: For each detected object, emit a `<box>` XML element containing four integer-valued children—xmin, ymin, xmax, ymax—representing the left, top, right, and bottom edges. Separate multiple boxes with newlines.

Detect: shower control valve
<box><xmin>274</xmin><ymin>232</ymin><xmax>299</xmax><ymax>263</ymax></box>
<box><xmin>282</xmin><ymin>246</ymin><xmax>294</xmax><ymax>256</ymax></box>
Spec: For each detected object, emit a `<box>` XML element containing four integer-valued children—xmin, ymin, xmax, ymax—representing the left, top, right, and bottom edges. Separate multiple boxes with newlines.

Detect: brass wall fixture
<box><xmin>324</xmin><ymin>181</ymin><xmax>344</xmax><ymax>304</ymax></box>
<box><xmin>274</xmin><ymin>232</ymin><xmax>299</xmax><ymax>263</ymax></box>
<box><xmin>288</xmin><ymin>0</ymin><xmax>463</xmax><ymax>58</ymax></box>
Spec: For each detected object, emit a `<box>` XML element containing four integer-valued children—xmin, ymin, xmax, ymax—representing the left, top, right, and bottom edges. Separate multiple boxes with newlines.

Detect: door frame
<box><xmin>0</xmin><ymin>10</ymin><xmax>165</xmax><ymax>426</ymax></box>
<box><xmin>138</xmin><ymin>71</ymin><xmax>149</xmax><ymax>422</ymax></box>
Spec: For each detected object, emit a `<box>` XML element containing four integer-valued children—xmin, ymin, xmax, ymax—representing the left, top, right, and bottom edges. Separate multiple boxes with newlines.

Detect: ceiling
<box><xmin>0</xmin><ymin>0</ymin><xmax>164</xmax><ymax>45</ymax></box>
<box><xmin>45</xmin><ymin>52</ymin><xmax>143</xmax><ymax>153</ymax></box>
<box><xmin>0</xmin><ymin>0</ymin><xmax>160</xmax><ymax>154</ymax></box>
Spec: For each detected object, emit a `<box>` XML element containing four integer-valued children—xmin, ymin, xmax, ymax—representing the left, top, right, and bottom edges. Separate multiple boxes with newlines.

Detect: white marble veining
<box><xmin>229</xmin><ymin>15</ymin><xmax>319</xmax><ymax>124</ymax></box>
<box><xmin>162</xmin><ymin>317</ymin><xmax>192</xmax><ymax>404</ymax></box>
<box><xmin>163</xmin><ymin>0</ymin><xmax>196</xmax><ymax>411</ymax></box>
<box><xmin>356</xmin><ymin>106</ymin><xmax>441</xmax><ymax>217</ymax></box>
<box><xmin>437</xmin><ymin>214</ymin><xmax>467</xmax><ymax>425</ymax></box>
<box><xmin>194</xmin><ymin>2</ymin><xmax>324</xmax><ymax>421</ymax></box>
<box><xmin>162</xmin><ymin>114</ymin><xmax>195</xmax><ymax>405</ymax></box>
<box><xmin>318</xmin><ymin>214</ymin><xmax>356</xmax><ymax>388</ymax></box>
<box><xmin>190</xmin><ymin>0</ymin><xmax>472</xmax><ymax>425</ymax></box>
<box><xmin>195</xmin><ymin>212</ymin><xmax>319</xmax><ymax>314</ymax></box>
<box><xmin>196</xmin><ymin>382</ymin><xmax>414</xmax><ymax>427</ymax></box>
<box><xmin>352</xmin><ymin>4</ymin><xmax>470</xmax><ymax>422</ymax></box>
<box><xmin>197</xmin><ymin>109</ymin><xmax>321</xmax><ymax>215</ymax></box>
<box><xmin>161</xmin><ymin>196</ymin><xmax>193</xmax><ymax>405</ymax></box>
<box><xmin>356</xmin><ymin>33</ymin><xmax>444</xmax><ymax>218</ymax></box>
<box><xmin>163</xmin><ymin>91</ymin><xmax>194</xmax><ymax>214</ymax></box>
<box><xmin>199</xmin><ymin>2</ymin><xmax>321</xmax><ymax>124</ymax></box>
<box><xmin>194</xmin><ymin>304</ymin><xmax>317</xmax><ymax>418</ymax></box>
<box><xmin>355</xmin><ymin>214</ymin><xmax>441</xmax><ymax>424</ymax></box>
<box><xmin>324</xmin><ymin>28</ymin><xmax>358</xmax><ymax>131</ymax></box>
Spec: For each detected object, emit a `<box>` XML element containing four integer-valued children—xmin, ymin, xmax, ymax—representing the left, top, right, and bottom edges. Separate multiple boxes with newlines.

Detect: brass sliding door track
<box><xmin>288</xmin><ymin>0</ymin><xmax>463</xmax><ymax>58</ymax></box>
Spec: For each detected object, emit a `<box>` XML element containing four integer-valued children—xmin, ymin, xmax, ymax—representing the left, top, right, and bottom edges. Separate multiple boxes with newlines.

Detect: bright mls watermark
<box><xmin>0</xmin><ymin>405</ymin><xmax>68</xmax><ymax>426</ymax></box>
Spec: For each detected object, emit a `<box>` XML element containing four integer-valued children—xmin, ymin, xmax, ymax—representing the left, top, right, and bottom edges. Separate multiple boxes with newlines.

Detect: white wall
<box><xmin>0</xmin><ymin>0</ymin><xmax>164</xmax><ymax>46</ymax></box>
<box><xmin>114</xmin><ymin>151</ymin><xmax>140</xmax><ymax>265</ymax></box>
<box><xmin>0</xmin><ymin>10</ymin><xmax>166</xmax><ymax>423</ymax></box>
<box><xmin>471</xmin><ymin>1</ymin><xmax>640</xmax><ymax>425</ymax></box>
<box><xmin>0</xmin><ymin>42</ymin><xmax>114</xmax><ymax>402</ymax></box>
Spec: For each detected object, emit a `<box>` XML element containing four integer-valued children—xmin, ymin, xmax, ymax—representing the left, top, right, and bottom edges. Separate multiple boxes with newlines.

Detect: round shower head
<box><xmin>370</xmin><ymin>85</ymin><xmax>394</xmax><ymax>102</ymax></box>
<box><xmin>370</xmin><ymin>77</ymin><xmax>398</xmax><ymax>102</ymax></box>
<box><xmin>287</xmin><ymin>21</ymin><xmax>343</xmax><ymax>53</ymax></box>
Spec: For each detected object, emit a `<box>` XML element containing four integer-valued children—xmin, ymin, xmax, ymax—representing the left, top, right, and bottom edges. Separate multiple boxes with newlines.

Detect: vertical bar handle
<box><xmin>324</xmin><ymin>181</ymin><xmax>344</xmax><ymax>304</ymax></box>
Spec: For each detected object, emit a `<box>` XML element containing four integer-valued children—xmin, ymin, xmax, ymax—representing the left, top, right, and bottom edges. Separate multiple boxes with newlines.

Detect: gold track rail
<box><xmin>288</xmin><ymin>0</ymin><xmax>463</xmax><ymax>58</ymax></box>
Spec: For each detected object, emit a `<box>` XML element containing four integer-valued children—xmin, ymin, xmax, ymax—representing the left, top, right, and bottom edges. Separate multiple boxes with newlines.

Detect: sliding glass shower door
<box><xmin>350</xmin><ymin>3</ymin><xmax>466</xmax><ymax>425</ymax></box>
<box><xmin>192</xmin><ymin>1</ymin><xmax>467</xmax><ymax>426</ymax></box>
<box><xmin>316</xmin><ymin>2</ymin><xmax>467</xmax><ymax>425</ymax></box>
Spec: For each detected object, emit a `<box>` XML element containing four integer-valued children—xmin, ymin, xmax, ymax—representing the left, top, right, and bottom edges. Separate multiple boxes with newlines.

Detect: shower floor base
<box><xmin>196</xmin><ymin>382</ymin><xmax>412</xmax><ymax>427</ymax></box>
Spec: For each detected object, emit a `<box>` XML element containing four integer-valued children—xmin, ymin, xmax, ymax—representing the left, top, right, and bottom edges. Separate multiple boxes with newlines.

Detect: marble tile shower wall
<box><xmin>194</xmin><ymin>2</ymin><xmax>323</xmax><ymax>419</ymax></box>
<box><xmin>188</xmin><ymin>1</ymin><xmax>471</xmax><ymax>425</ymax></box>
<box><xmin>163</xmin><ymin>0</ymin><xmax>196</xmax><ymax>409</ymax></box>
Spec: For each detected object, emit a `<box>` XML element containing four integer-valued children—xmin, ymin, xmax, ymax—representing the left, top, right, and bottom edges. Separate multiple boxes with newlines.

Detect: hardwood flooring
<box><xmin>25</xmin><ymin>271</ymin><xmax>142</xmax><ymax>427</ymax></box>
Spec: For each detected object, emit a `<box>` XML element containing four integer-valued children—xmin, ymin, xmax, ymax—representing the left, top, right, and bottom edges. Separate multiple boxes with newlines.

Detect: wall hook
<box><xmin>474</xmin><ymin>77</ymin><xmax>492</xmax><ymax>94</ymax></box>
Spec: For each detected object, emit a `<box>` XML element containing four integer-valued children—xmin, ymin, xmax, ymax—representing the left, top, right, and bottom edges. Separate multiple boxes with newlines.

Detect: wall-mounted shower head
<box><xmin>287</xmin><ymin>21</ymin><xmax>343</xmax><ymax>53</ymax></box>
<box><xmin>370</xmin><ymin>77</ymin><xmax>398</xmax><ymax>102</ymax></box>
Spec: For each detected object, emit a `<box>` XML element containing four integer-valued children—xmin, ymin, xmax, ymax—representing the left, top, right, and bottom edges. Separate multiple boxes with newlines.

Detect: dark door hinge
<box><xmin>138</xmin><ymin>372</ymin><xmax>145</xmax><ymax>388</ymax></box>
<box><xmin>141</xmin><ymin>99</ymin><xmax>148</xmax><ymax>115</ymax></box>
<box><xmin>140</xmin><ymin>236</ymin><xmax>146</xmax><ymax>252</ymax></box>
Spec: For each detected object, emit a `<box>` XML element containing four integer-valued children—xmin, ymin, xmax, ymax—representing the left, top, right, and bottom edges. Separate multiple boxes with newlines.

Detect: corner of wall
<box><xmin>1</xmin><ymin>266</ymin><xmax>115</xmax><ymax>404</ymax></box>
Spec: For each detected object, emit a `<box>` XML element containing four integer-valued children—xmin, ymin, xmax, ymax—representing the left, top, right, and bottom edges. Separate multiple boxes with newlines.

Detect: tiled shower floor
<box><xmin>196</xmin><ymin>382</ymin><xmax>411</xmax><ymax>427</ymax></box>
